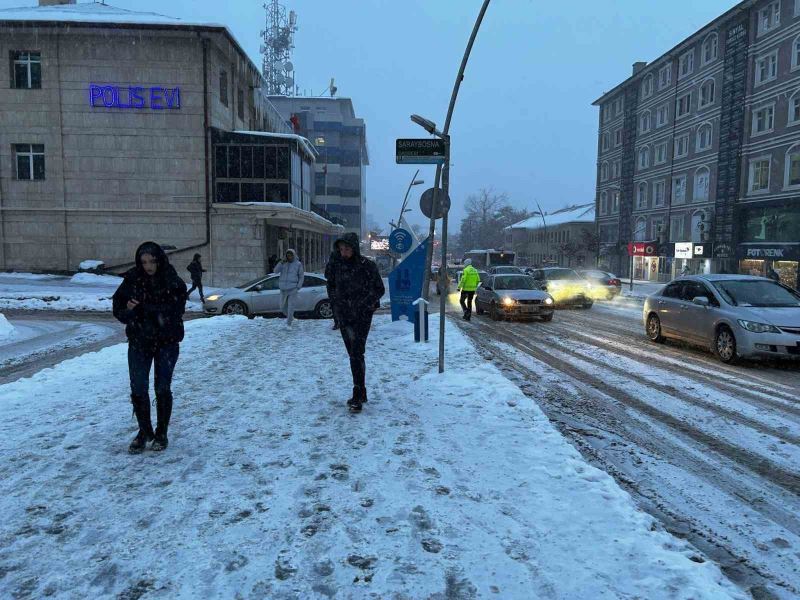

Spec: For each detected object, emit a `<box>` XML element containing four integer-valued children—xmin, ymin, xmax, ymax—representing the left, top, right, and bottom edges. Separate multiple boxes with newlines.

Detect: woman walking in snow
<box><xmin>273</xmin><ymin>248</ymin><xmax>304</xmax><ymax>327</ymax></box>
<box><xmin>112</xmin><ymin>241</ymin><xmax>187</xmax><ymax>453</ymax></box>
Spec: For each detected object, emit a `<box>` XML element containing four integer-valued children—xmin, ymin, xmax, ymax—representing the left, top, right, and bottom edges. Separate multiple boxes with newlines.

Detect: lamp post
<box><xmin>414</xmin><ymin>0</ymin><xmax>492</xmax><ymax>374</ymax></box>
<box><xmin>398</xmin><ymin>170</ymin><xmax>424</xmax><ymax>229</ymax></box>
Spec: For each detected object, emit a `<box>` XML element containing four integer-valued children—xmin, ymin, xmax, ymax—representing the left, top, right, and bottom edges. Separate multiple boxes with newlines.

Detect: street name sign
<box><xmin>395</xmin><ymin>139</ymin><xmax>446</xmax><ymax>164</ymax></box>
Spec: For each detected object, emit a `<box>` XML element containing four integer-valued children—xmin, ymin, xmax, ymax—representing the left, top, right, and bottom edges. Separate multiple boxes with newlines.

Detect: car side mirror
<box><xmin>692</xmin><ymin>296</ymin><xmax>710</xmax><ymax>307</ymax></box>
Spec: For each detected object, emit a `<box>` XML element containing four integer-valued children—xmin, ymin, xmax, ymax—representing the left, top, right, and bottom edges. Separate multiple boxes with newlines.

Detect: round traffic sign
<box><xmin>389</xmin><ymin>228</ymin><xmax>413</xmax><ymax>254</ymax></box>
<box><xmin>419</xmin><ymin>187</ymin><xmax>451</xmax><ymax>219</ymax></box>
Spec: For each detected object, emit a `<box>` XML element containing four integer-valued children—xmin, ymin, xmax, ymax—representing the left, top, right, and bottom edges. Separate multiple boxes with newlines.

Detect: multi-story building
<box><xmin>268</xmin><ymin>96</ymin><xmax>369</xmax><ymax>243</ymax></box>
<box><xmin>506</xmin><ymin>204</ymin><xmax>597</xmax><ymax>268</ymax></box>
<box><xmin>593</xmin><ymin>0</ymin><xmax>800</xmax><ymax>289</ymax></box>
<box><xmin>0</xmin><ymin>0</ymin><xmax>342</xmax><ymax>285</ymax></box>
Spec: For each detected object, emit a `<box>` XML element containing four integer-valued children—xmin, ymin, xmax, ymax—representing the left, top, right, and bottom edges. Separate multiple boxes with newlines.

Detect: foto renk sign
<box><xmin>89</xmin><ymin>84</ymin><xmax>182</xmax><ymax>110</ymax></box>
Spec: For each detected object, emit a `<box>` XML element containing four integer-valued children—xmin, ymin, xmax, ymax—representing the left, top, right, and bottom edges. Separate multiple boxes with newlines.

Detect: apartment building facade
<box><xmin>506</xmin><ymin>204</ymin><xmax>597</xmax><ymax>268</ymax></box>
<box><xmin>593</xmin><ymin>0</ymin><xmax>800</xmax><ymax>289</ymax></box>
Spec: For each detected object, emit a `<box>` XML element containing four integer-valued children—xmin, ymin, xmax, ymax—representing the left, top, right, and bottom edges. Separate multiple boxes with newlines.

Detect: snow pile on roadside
<box><xmin>0</xmin><ymin>313</ymin><xmax>15</xmax><ymax>340</ymax></box>
<box><xmin>0</xmin><ymin>316</ymin><xmax>744</xmax><ymax>599</ymax></box>
<box><xmin>78</xmin><ymin>259</ymin><xmax>104</xmax><ymax>270</ymax></box>
<box><xmin>69</xmin><ymin>272</ymin><xmax>120</xmax><ymax>285</ymax></box>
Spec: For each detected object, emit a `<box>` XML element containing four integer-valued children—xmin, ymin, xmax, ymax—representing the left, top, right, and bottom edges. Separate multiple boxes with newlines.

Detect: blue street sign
<box><xmin>389</xmin><ymin>236</ymin><xmax>429</xmax><ymax>324</ymax></box>
<box><xmin>389</xmin><ymin>228</ymin><xmax>413</xmax><ymax>254</ymax></box>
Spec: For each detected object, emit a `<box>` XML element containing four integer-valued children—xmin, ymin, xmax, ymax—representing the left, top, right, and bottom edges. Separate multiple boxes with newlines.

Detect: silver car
<box><xmin>643</xmin><ymin>275</ymin><xmax>800</xmax><ymax>363</ymax></box>
<box><xmin>203</xmin><ymin>273</ymin><xmax>334</xmax><ymax>319</ymax></box>
<box><xmin>475</xmin><ymin>274</ymin><xmax>555</xmax><ymax>321</ymax></box>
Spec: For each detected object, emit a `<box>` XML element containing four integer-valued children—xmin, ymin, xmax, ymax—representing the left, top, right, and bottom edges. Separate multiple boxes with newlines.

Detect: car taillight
<box><xmin>609</xmin><ymin>279</ymin><xmax>620</xmax><ymax>286</ymax></box>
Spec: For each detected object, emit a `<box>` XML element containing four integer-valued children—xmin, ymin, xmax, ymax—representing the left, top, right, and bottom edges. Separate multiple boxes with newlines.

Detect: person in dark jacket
<box><xmin>767</xmin><ymin>266</ymin><xmax>781</xmax><ymax>282</ymax></box>
<box><xmin>112</xmin><ymin>241</ymin><xmax>187</xmax><ymax>453</ymax></box>
<box><xmin>186</xmin><ymin>253</ymin><xmax>206</xmax><ymax>302</ymax></box>
<box><xmin>324</xmin><ymin>250</ymin><xmax>341</xmax><ymax>330</ymax></box>
<box><xmin>326</xmin><ymin>233</ymin><xmax>385</xmax><ymax>412</ymax></box>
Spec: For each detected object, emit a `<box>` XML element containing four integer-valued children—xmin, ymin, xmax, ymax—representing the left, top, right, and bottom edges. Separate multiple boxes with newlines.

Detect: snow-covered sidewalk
<box><xmin>0</xmin><ymin>315</ymin><xmax>743</xmax><ymax>598</ymax></box>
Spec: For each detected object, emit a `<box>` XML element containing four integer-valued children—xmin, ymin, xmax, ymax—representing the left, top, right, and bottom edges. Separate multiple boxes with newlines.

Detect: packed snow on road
<box><xmin>0</xmin><ymin>315</ymin><xmax>743</xmax><ymax>599</ymax></box>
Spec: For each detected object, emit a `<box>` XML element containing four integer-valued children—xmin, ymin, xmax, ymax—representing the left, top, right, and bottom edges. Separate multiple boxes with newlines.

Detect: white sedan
<box><xmin>203</xmin><ymin>273</ymin><xmax>334</xmax><ymax>319</ymax></box>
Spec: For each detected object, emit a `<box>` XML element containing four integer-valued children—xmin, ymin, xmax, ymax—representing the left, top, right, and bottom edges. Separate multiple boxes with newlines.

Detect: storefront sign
<box><xmin>693</xmin><ymin>244</ymin><xmax>712</xmax><ymax>259</ymax></box>
<box><xmin>89</xmin><ymin>84</ymin><xmax>182</xmax><ymax>110</ymax></box>
<box><xmin>737</xmin><ymin>243</ymin><xmax>800</xmax><ymax>261</ymax></box>
<box><xmin>713</xmin><ymin>243</ymin><xmax>733</xmax><ymax>258</ymax></box>
<box><xmin>627</xmin><ymin>242</ymin><xmax>657</xmax><ymax>256</ymax></box>
<box><xmin>674</xmin><ymin>242</ymin><xmax>693</xmax><ymax>259</ymax></box>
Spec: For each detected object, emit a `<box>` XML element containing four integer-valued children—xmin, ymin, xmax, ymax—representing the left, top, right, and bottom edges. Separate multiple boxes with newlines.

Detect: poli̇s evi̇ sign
<box><xmin>89</xmin><ymin>84</ymin><xmax>181</xmax><ymax>110</ymax></box>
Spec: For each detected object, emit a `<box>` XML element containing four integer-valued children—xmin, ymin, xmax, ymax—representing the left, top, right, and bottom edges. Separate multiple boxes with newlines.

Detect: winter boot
<box><xmin>129</xmin><ymin>394</ymin><xmax>154</xmax><ymax>454</ymax></box>
<box><xmin>151</xmin><ymin>392</ymin><xmax>173</xmax><ymax>451</ymax></box>
<box><xmin>347</xmin><ymin>386</ymin><xmax>363</xmax><ymax>413</ymax></box>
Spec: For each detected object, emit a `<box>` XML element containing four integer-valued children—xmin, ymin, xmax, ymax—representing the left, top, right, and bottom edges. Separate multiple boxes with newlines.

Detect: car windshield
<box><xmin>494</xmin><ymin>267</ymin><xmax>521</xmax><ymax>274</ymax></box>
<box><xmin>582</xmin><ymin>270</ymin><xmax>610</xmax><ymax>279</ymax></box>
<box><xmin>545</xmin><ymin>269</ymin><xmax>581</xmax><ymax>280</ymax></box>
<box><xmin>237</xmin><ymin>276</ymin><xmax>271</xmax><ymax>289</ymax></box>
<box><xmin>712</xmin><ymin>280</ymin><xmax>800</xmax><ymax>307</ymax></box>
<box><xmin>493</xmin><ymin>276</ymin><xmax>539</xmax><ymax>290</ymax></box>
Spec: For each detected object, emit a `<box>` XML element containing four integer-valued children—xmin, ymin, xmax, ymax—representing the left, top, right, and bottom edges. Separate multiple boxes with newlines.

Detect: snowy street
<box><xmin>0</xmin><ymin>315</ymin><xmax>743</xmax><ymax>599</ymax></box>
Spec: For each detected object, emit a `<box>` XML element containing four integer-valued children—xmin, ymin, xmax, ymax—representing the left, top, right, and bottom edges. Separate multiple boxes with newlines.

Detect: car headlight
<box><xmin>737</xmin><ymin>319</ymin><xmax>780</xmax><ymax>333</ymax></box>
<box><xmin>501</xmin><ymin>297</ymin><xmax>516</xmax><ymax>307</ymax></box>
<box><xmin>205</xmin><ymin>294</ymin><xmax>223</xmax><ymax>302</ymax></box>
<box><xmin>544</xmin><ymin>297</ymin><xmax>554</xmax><ymax>305</ymax></box>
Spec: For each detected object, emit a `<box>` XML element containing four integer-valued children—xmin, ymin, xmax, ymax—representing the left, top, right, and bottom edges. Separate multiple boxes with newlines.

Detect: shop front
<box><xmin>673</xmin><ymin>242</ymin><xmax>713</xmax><ymax>277</ymax></box>
<box><xmin>737</xmin><ymin>243</ymin><xmax>800</xmax><ymax>290</ymax></box>
<box><xmin>628</xmin><ymin>241</ymin><xmax>671</xmax><ymax>282</ymax></box>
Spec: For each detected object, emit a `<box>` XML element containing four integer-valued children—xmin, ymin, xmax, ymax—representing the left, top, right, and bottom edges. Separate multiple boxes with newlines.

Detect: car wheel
<box><xmin>490</xmin><ymin>302</ymin><xmax>500</xmax><ymax>321</ymax></box>
<box><xmin>222</xmin><ymin>300</ymin><xmax>248</xmax><ymax>316</ymax></box>
<box><xmin>714</xmin><ymin>325</ymin><xmax>738</xmax><ymax>364</ymax></box>
<box><xmin>541</xmin><ymin>313</ymin><xmax>553</xmax><ymax>322</ymax></box>
<box><xmin>315</xmin><ymin>299</ymin><xmax>333</xmax><ymax>319</ymax></box>
<box><xmin>476</xmin><ymin>302</ymin><xmax>485</xmax><ymax>315</ymax></box>
<box><xmin>646</xmin><ymin>314</ymin><xmax>664</xmax><ymax>343</ymax></box>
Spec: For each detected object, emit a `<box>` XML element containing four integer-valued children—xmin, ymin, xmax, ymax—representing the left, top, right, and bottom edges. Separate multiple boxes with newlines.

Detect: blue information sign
<box><xmin>389</xmin><ymin>236</ymin><xmax>429</xmax><ymax>324</ymax></box>
<box><xmin>389</xmin><ymin>228</ymin><xmax>413</xmax><ymax>254</ymax></box>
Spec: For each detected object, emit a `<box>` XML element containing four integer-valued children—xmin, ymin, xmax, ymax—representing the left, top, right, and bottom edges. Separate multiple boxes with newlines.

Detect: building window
<box><xmin>219</xmin><ymin>70</ymin><xmax>228</xmax><ymax>107</ymax></box>
<box><xmin>651</xmin><ymin>217</ymin><xmax>665</xmax><ymax>241</ymax></box>
<box><xmin>755</xmin><ymin>51</ymin><xmax>778</xmax><ymax>85</ymax></box>
<box><xmin>699</xmin><ymin>79</ymin><xmax>715</xmax><ymax>108</ymax></box>
<box><xmin>600</xmin><ymin>162</ymin><xmax>609</xmax><ymax>181</ymax></box>
<box><xmin>642</xmin><ymin>74</ymin><xmax>654</xmax><ymax>98</ymax></box>
<box><xmin>612</xmin><ymin>160</ymin><xmax>621</xmax><ymax>178</ymax></box>
<box><xmin>14</xmin><ymin>144</ymin><xmax>45</xmax><ymax>180</ymax></box>
<box><xmin>785</xmin><ymin>145</ymin><xmax>800</xmax><ymax>187</ymax></box>
<box><xmin>613</xmin><ymin>97</ymin><xmax>624</xmax><ymax>116</ymax></box>
<box><xmin>636</xmin><ymin>182</ymin><xmax>648</xmax><ymax>209</ymax></box>
<box><xmin>640</xmin><ymin>111</ymin><xmax>651</xmax><ymax>133</ymax></box>
<box><xmin>11</xmin><ymin>51</ymin><xmax>41</xmax><ymax>89</ymax></box>
<box><xmin>790</xmin><ymin>91</ymin><xmax>800</xmax><ymax>125</ymax></box>
<box><xmin>676</xmin><ymin>92</ymin><xmax>692</xmax><ymax>118</ymax></box>
<box><xmin>634</xmin><ymin>217</ymin><xmax>648</xmax><ymax>241</ymax></box>
<box><xmin>670</xmin><ymin>215</ymin><xmax>685</xmax><ymax>241</ymax></box>
<box><xmin>691</xmin><ymin>211</ymin><xmax>708</xmax><ymax>242</ymax></box>
<box><xmin>656</xmin><ymin>104</ymin><xmax>668</xmax><ymax>128</ymax></box>
<box><xmin>793</xmin><ymin>35</ymin><xmax>800</xmax><ymax>69</ymax></box>
<box><xmin>658</xmin><ymin>64</ymin><xmax>672</xmax><ymax>89</ymax></box>
<box><xmin>611</xmin><ymin>191</ymin><xmax>620</xmax><ymax>214</ymax></box>
<box><xmin>702</xmin><ymin>33</ymin><xmax>719</xmax><ymax>65</ymax></box>
<box><xmin>694</xmin><ymin>167</ymin><xmax>710</xmax><ymax>202</ymax></box>
<box><xmin>603</xmin><ymin>104</ymin><xmax>612</xmax><ymax>123</ymax></box>
<box><xmin>679</xmin><ymin>50</ymin><xmax>694</xmax><ymax>78</ymax></box>
<box><xmin>601</xmin><ymin>132</ymin><xmax>610</xmax><ymax>151</ymax></box>
<box><xmin>758</xmin><ymin>1</ymin><xmax>781</xmax><ymax>35</ymax></box>
<box><xmin>654</xmin><ymin>141</ymin><xmax>668</xmax><ymax>164</ymax></box>
<box><xmin>653</xmin><ymin>180</ymin><xmax>666</xmax><ymax>207</ymax></box>
<box><xmin>752</xmin><ymin>104</ymin><xmax>775</xmax><ymax>135</ymax></box>
<box><xmin>599</xmin><ymin>191</ymin><xmax>608</xmax><ymax>215</ymax></box>
<box><xmin>696</xmin><ymin>123</ymin><xmax>713</xmax><ymax>151</ymax></box>
<box><xmin>638</xmin><ymin>147</ymin><xmax>650</xmax><ymax>170</ymax></box>
<box><xmin>237</xmin><ymin>88</ymin><xmax>244</xmax><ymax>120</ymax></box>
<box><xmin>614</xmin><ymin>128</ymin><xmax>623</xmax><ymax>147</ymax></box>
<box><xmin>749</xmin><ymin>157</ymin><xmax>771</xmax><ymax>193</ymax></box>
<box><xmin>674</xmin><ymin>133</ymin><xmax>690</xmax><ymax>158</ymax></box>
<box><xmin>672</xmin><ymin>175</ymin><xmax>687</xmax><ymax>204</ymax></box>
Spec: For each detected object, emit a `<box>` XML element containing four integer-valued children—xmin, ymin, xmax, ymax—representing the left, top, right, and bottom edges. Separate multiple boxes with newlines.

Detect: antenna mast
<box><xmin>260</xmin><ymin>0</ymin><xmax>297</xmax><ymax>96</ymax></box>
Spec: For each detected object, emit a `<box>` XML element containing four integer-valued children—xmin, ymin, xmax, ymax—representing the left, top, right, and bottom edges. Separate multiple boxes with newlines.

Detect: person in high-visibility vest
<box><xmin>458</xmin><ymin>259</ymin><xmax>480</xmax><ymax>321</ymax></box>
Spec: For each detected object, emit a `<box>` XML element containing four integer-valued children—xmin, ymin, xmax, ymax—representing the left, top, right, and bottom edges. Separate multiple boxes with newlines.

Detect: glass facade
<box><xmin>740</xmin><ymin>203</ymin><xmax>800</xmax><ymax>243</ymax></box>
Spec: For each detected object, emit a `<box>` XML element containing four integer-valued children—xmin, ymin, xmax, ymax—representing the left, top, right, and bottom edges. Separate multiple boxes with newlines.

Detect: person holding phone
<box><xmin>112</xmin><ymin>241</ymin><xmax>187</xmax><ymax>453</ymax></box>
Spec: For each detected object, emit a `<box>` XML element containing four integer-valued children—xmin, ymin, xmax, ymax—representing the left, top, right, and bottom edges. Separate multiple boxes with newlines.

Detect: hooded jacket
<box><xmin>187</xmin><ymin>258</ymin><xmax>204</xmax><ymax>282</ymax></box>
<box><xmin>326</xmin><ymin>233</ymin><xmax>385</xmax><ymax>323</ymax></box>
<box><xmin>112</xmin><ymin>241</ymin><xmax>188</xmax><ymax>347</ymax></box>
<box><xmin>274</xmin><ymin>249</ymin><xmax>304</xmax><ymax>291</ymax></box>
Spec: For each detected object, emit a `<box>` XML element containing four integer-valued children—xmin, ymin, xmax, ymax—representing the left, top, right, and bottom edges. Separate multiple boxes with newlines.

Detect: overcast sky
<box><xmin>4</xmin><ymin>0</ymin><xmax>737</xmax><ymax>232</ymax></box>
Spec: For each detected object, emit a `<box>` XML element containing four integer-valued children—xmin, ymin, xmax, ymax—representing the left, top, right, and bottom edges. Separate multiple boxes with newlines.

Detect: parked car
<box><xmin>578</xmin><ymin>269</ymin><xmax>622</xmax><ymax>300</ymax></box>
<box><xmin>643</xmin><ymin>275</ymin><xmax>800</xmax><ymax>363</ymax></box>
<box><xmin>475</xmin><ymin>274</ymin><xmax>555</xmax><ymax>321</ymax></box>
<box><xmin>488</xmin><ymin>266</ymin><xmax>525</xmax><ymax>276</ymax></box>
<box><xmin>529</xmin><ymin>268</ymin><xmax>593</xmax><ymax>308</ymax></box>
<box><xmin>203</xmin><ymin>273</ymin><xmax>333</xmax><ymax>319</ymax></box>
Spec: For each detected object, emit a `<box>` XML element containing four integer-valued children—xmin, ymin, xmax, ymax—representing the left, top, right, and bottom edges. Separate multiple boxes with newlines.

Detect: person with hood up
<box><xmin>186</xmin><ymin>253</ymin><xmax>206</xmax><ymax>302</ymax></box>
<box><xmin>273</xmin><ymin>248</ymin><xmax>304</xmax><ymax>327</ymax></box>
<box><xmin>112</xmin><ymin>241</ymin><xmax>187</xmax><ymax>453</ymax></box>
<box><xmin>458</xmin><ymin>258</ymin><xmax>480</xmax><ymax>321</ymax></box>
<box><xmin>326</xmin><ymin>233</ymin><xmax>385</xmax><ymax>412</ymax></box>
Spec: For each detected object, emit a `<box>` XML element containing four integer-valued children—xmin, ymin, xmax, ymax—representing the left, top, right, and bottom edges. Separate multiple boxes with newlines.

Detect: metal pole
<box><xmin>398</xmin><ymin>168</ymin><xmax>420</xmax><ymax>228</ymax></box>
<box><xmin>438</xmin><ymin>135</ymin><xmax>450</xmax><ymax>372</ymax></box>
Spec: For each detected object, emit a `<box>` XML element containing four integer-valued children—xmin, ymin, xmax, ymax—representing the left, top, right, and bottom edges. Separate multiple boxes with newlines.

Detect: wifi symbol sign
<box><xmin>389</xmin><ymin>228</ymin><xmax>412</xmax><ymax>253</ymax></box>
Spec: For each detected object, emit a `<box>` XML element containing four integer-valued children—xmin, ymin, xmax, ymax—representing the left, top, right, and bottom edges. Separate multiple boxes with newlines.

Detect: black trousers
<box><xmin>187</xmin><ymin>280</ymin><xmax>204</xmax><ymax>300</ymax></box>
<box><xmin>128</xmin><ymin>342</ymin><xmax>180</xmax><ymax>399</ymax></box>
<box><xmin>339</xmin><ymin>314</ymin><xmax>373</xmax><ymax>391</ymax></box>
<box><xmin>459</xmin><ymin>291</ymin><xmax>475</xmax><ymax>316</ymax></box>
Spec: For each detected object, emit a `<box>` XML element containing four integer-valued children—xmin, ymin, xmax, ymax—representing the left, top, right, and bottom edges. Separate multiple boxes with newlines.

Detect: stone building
<box><xmin>593</xmin><ymin>0</ymin><xmax>800</xmax><ymax>289</ymax></box>
<box><xmin>0</xmin><ymin>1</ymin><xmax>342</xmax><ymax>286</ymax></box>
<box><xmin>506</xmin><ymin>204</ymin><xmax>597</xmax><ymax>268</ymax></box>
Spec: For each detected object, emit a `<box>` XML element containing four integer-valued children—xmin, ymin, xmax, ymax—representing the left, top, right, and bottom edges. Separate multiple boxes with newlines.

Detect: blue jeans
<box><xmin>128</xmin><ymin>343</ymin><xmax>180</xmax><ymax>398</ymax></box>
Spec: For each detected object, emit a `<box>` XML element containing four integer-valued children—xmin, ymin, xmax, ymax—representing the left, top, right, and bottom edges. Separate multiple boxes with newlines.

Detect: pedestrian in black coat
<box><xmin>112</xmin><ymin>241</ymin><xmax>187</xmax><ymax>453</ymax></box>
<box><xmin>186</xmin><ymin>253</ymin><xmax>206</xmax><ymax>302</ymax></box>
<box><xmin>326</xmin><ymin>232</ymin><xmax>385</xmax><ymax>412</ymax></box>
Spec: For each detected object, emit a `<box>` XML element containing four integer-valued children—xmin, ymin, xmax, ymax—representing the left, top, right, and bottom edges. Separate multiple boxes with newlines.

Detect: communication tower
<box><xmin>260</xmin><ymin>0</ymin><xmax>297</xmax><ymax>96</ymax></box>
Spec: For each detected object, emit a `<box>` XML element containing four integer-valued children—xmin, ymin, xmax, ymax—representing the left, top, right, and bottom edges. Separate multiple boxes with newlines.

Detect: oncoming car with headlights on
<box><xmin>474</xmin><ymin>274</ymin><xmax>555</xmax><ymax>321</ymax></box>
<box><xmin>529</xmin><ymin>268</ymin><xmax>594</xmax><ymax>308</ymax></box>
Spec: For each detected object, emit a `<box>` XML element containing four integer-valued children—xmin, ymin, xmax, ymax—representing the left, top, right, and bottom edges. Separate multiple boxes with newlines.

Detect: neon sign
<box><xmin>89</xmin><ymin>84</ymin><xmax>181</xmax><ymax>110</ymax></box>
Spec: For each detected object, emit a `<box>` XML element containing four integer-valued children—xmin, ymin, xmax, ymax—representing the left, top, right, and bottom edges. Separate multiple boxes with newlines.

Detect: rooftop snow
<box><xmin>0</xmin><ymin>2</ymin><xmax>223</xmax><ymax>27</ymax></box>
<box><xmin>233</xmin><ymin>131</ymin><xmax>319</xmax><ymax>159</ymax></box>
<box><xmin>509</xmin><ymin>204</ymin><xmax>596</xmax><ymax>230</ymax></box>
